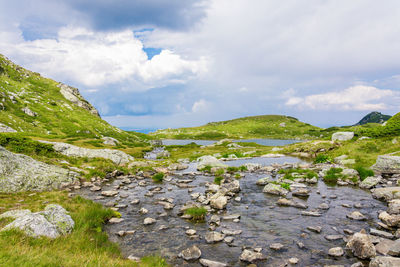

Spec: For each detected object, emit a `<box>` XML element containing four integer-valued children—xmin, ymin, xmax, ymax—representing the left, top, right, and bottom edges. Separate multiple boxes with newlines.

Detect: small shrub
<box><xmin>280</xmin><ymin>183</ymin><xmax>291</xmax><ymax>190</ymax></box>
<box><xmin>314</xmin><ymin>154</ymin><xmax>332</xmax><ymax>163</ymax></box>
<box><xmin>238</xmin><ymin>165</ymin><xmax>248</xmax><ymax>172</ymax></box>
<box><xmin>227</xmin><ymin>166</ymin><xmax>239</xmax><ymax>173</ymax></box>
<box><xmin>355</xmin><ymin>166</ymin><xmax>374</xmax><ymax>181</ymax></box>
<box><xmin>199</xmin><ymin>165</ymin><xmax>212</xmax><ymax>172</ymax></box>
<box><xmin>235</xmin><ymin>173</ymin><xmax>241</xmax><ymax>179</ymax></box>
<box><xmin>214</xmin><ymin>176</ymin><xmax>223</xmax><ymax>185</ymax></box>
<box><xmin>215</xmin><ymin>168</ymin><xmax>225</xmax><ymax>176</ymax></box>
<box><xmin>184</xmin><ymin>207</ymin><xmax>207</xmax><ymax>221</ymax></box>
<box><xmin>152</xmin><ymin>173</ymin><xmax>164</xmax><ymax>183</ymax></box>
<box><xmin>323</xmin><ymin>167</ymin><xmax>343</xmax><ymax>184</ymax></box>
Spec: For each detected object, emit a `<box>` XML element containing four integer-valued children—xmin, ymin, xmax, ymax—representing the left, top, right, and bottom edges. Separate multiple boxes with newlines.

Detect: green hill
<box><xmin>355</xmin><ymin>111</ymin><xmax>391</xmax><ymax>125</ymax></box>
<box><xmin>151</xmin><ymin>115</ymin><xmax>324</xmax><ymax>140</ymax></box>
<box><xmin>362</xmin><ymin>112</ymin><xmax>400</xmax><ymax>137</ymax></box>
<box><xmin>0</xmin><ymin>54</ymin><xmax>148</xmax><ymax>147</ymax></box>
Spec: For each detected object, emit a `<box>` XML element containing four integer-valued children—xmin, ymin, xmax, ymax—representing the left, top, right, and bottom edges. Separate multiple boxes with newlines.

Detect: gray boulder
<box><xmin>179</xmin><ymin>245</ymin><xmax>201</xmax><ymax>261</ymax></box>
<box><xmin>40</xmin><ymin>141</ymin><xmax>133</xmax><ymax>165</ymax></box>
<box><xmin>372</xmin><ymin>187</ymin><xmax>400</xmax><ymax>202</ymax></box>
<box><xmin>332</xmin><ymin>132</ymin><xmax>354</xmax><ymax>141</ymax></box>
<box><xmin>1</xmin><ymin>204</ymin><xmax>74</xmax><ymax>238</ymax></box>
<box><xmin>199</xmin><ymin>258</ymin><xmax>227</xmax><ymax>267</ymax></box>
<box><xmin>197</xmin><ymin>155</ymin><xmax>227</xmax><ymax>170</ymax></box>
<box><xmin>346</xmin><ymin>229</ymin><xmax>376</xmax><ymax>259</ymax></box>
<box><xmin>102</xmin><ymin>137</ymin><xmax>119</xmax><ymax>146</ymax></box>
<box><xmin>360</xmin><ymin>176</ymin><xmax>382</xmax><ymax>189</ymax></box>
<box><xmin>263</xmin><ymin>183</ymin><xmax>288</xmax><ymax>196</ymax></box>
<box><xmin>369</xmin><ymin>256</ymin><xmax>400</xmax><ymax>267</ymax></box>
<box><xmin>372</xmin><ymin>155</ymin><xmax>400</xmax><ymax>174</ymax></box>
<box><xmin>0</xmin><ymin>146</ymin><xmax>77</xmax><ymax>193</ymax></box>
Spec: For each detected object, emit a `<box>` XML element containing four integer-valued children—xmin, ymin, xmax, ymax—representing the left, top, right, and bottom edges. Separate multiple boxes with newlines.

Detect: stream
<box><xmin>78</xmin><ymin>156</ymin><xmax>387</xmax><ymax>266</ymax></box>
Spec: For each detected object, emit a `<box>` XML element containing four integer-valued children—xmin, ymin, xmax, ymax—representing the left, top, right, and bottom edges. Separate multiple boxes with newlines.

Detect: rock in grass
<box><xmin>332</xmin><ymin>132</ymin><xmax>354</xmax><ymax>141</ymax></box>
<box><xmin>1</xmin><ymin>204</ymin><xmax>74</xmax><ymax>238</ymax></box>
<box><xmin>179</xmin><ymin>245</ymin><xmax>201</xmax><ymax>261</ymax></box>
<box><xmin>0</xmin><ymin>146</ymin><xmax>77</xmax><ymax>193</ymax></box>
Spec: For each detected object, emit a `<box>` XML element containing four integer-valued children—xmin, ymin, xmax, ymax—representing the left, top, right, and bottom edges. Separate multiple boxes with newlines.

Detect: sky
<box><xmin>1</xmin><ymin>0</ymin><xmax>400</xmax><ymax>131</ymax></box>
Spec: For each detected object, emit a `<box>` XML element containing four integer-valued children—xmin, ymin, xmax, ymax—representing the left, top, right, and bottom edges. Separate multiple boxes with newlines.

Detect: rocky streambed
<box><xmin>78</xmin><ymin>157</ymin><xmax>400</xmax><ymax>266</ymax></box>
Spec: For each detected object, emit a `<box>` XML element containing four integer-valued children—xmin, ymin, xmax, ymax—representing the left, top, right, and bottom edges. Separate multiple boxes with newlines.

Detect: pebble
<box><xmin>328</xmin><ymin>247</ymin><xmax>344</xmax><ymax>257</ymax></box>
<box><xmin>143</xmin><ymin>217</ymin><xmax>157</xmax><ymax>225</ymax></box>
<box><xmin>109</xmin><ymin>218</ymin><xmax>124</xmax><ymax>224</ymax></box>
<box><xmin>186</xmin><ymin>229</ymin><xmax>197</xmax><ymax>236</ymax></box>
<box><xmin>269</xmin><ymin>243</ymin><xmax>284</xmax><ymax>250</ymax></box>
<box><xmin>307</xmin><ymin>226</ymin><xmax>322</xmax><ymax>233</ymax></box>
<box><xmin>288</xmin><ymin>257</ymin><xmax>299</xmax><ymax>264</ymax></box>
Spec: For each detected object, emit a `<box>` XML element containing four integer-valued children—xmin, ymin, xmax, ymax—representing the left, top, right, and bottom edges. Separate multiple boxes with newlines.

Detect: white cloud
<box><xmin>191</xmin><ymin>99</ymin><xmax>210</xmax><ymax>113</ymax></box>
<box><xmin>0</xmin><ymin>26</ymin><xmax>207</xmax><ymax>88</ymax></box>
<box><xmin>285</xmin><ymin>85</ymin><xmax>398</xmax><ymax>111</ymax></box>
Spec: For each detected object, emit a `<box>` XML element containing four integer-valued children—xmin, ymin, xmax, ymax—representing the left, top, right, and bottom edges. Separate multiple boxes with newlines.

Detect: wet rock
<box><xmin>301</xmin><ymin>211</ymin><xmax>322</xmax><ymax>217</ymax></box>
<box><xmin>224</xmin><ymin>236</ymin><xmax>234</xmax><ymax>244</ymax></box>
<box><xmin>101</xmin><ymin>190</ymin><xmax>118</xmax><ymax>197</ymax></box>
<box><xmin>288</xmin><ymin>257</ymin><xmax>299</xmax><ymax>264</ymax></box>
<box><xmin>297</xmin><ymin>242</ymin><xmax>305</xmax><ymax>249</ymax></box>
<box><xmin>328</xmin><ymin>247</ymin><xmax>344</xmax><ymax>257</ymax></box>
<box><xmin>370</xmin><ymin>228</ymin><xmax>394</xmax><ymax>239</ymax></box>
<box><xmin>369</xmin><ymin>256</ymin><xmax>400</xmax><ymax>267</ymax></box>
<box><xmin>90</xmin><ymin>186</ymin><xmax>101</xmax><ymax>191</ymax></box>
<box><xmin>157</xmin><ymin>201</ymin><xmax>174</xmax><ymax>210</ymax></box>
<box><xmin>378</xmin><ymin>211</ymin><xmax>400</xmax><ymax>227</ymax></box>
<box><xmin>256</xmin><ymin>177</ymin><xmax>273</xmax><ymax>186</ymax></box>
<box><xmin>143</xmin><ymin>217</ymin><xmax>156</xmax><ymax>225</ymax></box>
<box><xmin>388</xmin><ymin>199</ymin><xmax>400</xmax><ymax>214</ymax></box>
<box><xmin>325</xmin><ymin>235</ymin><xmax>344</xmax><ymax>241</ymax></box>
<box><xmin>139</xmin><ymin>208</ymin><xmax>148</xmax><ymax>215</ymax></box>
<box><xmin>270</xmin><ymin>243</ymin><xmax>284</xmax><ymax>250</ymax></box>
<box><xmin>239</xmin><ymin>249</ymin><xmax>266</xmax><ymax>263</ymax></box>
<box><xmin>210</xmin><ymin>195</ymin><xmax>228</xmax><ymax>210</ymax></box>
<box><xmin>388</xmin><ymin>239</ymin><xmax>400</xmax><ymax>256</ymax></box>
<box><xmin>263</xmin><ymin>183</ymin><xmax>288</xmax><ymax>196</ymax></box>
<box><xmin>130</xmin><ymin>199</ymin><xmax>140</xmax><ymax>205</ymax></box>
<box><xmin>307</xmin><ymin>226</ymin><xmax>322</xmax><ymax>233</ymax></box>
<box><xmin>186</xmin><ymin>229</ymin><xmax>197</xmax><ymax>236</ymax></box>
<box><xmin>179</xmin><ymin>245</ymin><xmax>201</xmax><ymax>261</ymax></box>
<box><xmin>168</xmin><ymin>163</ymin><xmax>189</xmax><ymax>171</ymax></box>
<box><xmin>347</xmin><ymin>211</ymin><xmax>367</xmax><ymax>221</ymax></box>
<box><xmin>222</xmin><ymin>229</ymin><xmax>242</xmax><ymax>235</ymax></box>
<box><xmin>371</xmin><ymin>187</ymin><xmax>400</xmax><ymax>202</ymax></box>
<box><xmin>234</xmin><ymin>197</ymin><xmax>241</xmax><ymax>202</ymax></box>
<box><xmin>199</xmin><ymin>258</ymin><xmax>227</xmax><ymax>267</ymax></box>
<box><xmin>205</xmin><ymin>231</ymin><xmax>225</xmax><ymax>243</ymax></box>
<box><xmin>292</xmin><ymin>188</ymin><xmax>311</xmax><ymax>197</ymax></box>
<box><xmin>375</xmin><ymin>239</ymin><xmax>395</xmax><ymax>255</ymax></box>
<box><xmin>209</xmin><ymin>215</ymin><xmax>221</xmax><ymax>225</ymax></box>
<box><xmin>222</xmin><ymin>214</ymin><xmax>241</xmax><ymax>220</ymax></box>
<box><xmin>109</xmin><ymin>218</ymin><xmax>124</xmax><ymax>224</ymax></box>
<box><xmin>243</xmin><ymin>163</ymin><xmax>261</xmax><ymax>172</ymax></box>
<box><xmin>115</xmin><ymin>204</ymin><xmax>127</xmax><ymax>209</ymax></box>
<box><xmin>277</xmin><ymin>198</ymin><xmax>308</xmax><ymax>209</ymax></box>
<box><xmin>319</xmin><ymin>203</ymin><xmax>330</xmax><ymax>210</ymax></box>
<box><xmin>346</xmin><ymin>229</ymin><xmax>376</xmax><ymax>259</ymax></box>
<box><xmin>360</xmin><ymin>176</ymin><xmax>382</xmax><ymax>189</ymax></box>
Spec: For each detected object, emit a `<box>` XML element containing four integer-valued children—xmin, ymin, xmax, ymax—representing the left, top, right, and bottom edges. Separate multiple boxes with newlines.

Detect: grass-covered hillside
<box><xmin>354</xmin><ymin>111</ymin><xmax>391</xmax><ymax>125</ymax></box>
<box><xmin>0</xmin><ymin>54</ymin><xmax>148</xmax><ymax>148</ymax></box>
<box><xmin>151</xmin><ymin>115</ymin><xmax>324</xmax><ymax>140</ymax></box>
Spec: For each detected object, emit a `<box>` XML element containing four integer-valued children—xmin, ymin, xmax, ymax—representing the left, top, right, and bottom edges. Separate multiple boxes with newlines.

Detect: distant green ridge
<box><xmin>355</xmin><ymin>111</ymin><xmax>391</xmax><ymax>125</ymax></box>
<box><xmin>151</xmin><ymin>114</ymin><xmax>323</xmax><ymax>140</ymax></box>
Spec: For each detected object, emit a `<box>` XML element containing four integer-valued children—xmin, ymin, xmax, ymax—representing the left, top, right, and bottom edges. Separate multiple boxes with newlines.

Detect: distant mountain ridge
<box><xmin>355</xmin><ymin>111</ymin><xmax>391</xmax><ymax>125</ymax></box>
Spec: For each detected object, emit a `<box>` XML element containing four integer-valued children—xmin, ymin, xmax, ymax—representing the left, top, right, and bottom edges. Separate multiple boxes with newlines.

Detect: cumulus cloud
<box><xmin>1</xmin><ymin>26</ymin><xmax>207</xmax><ymax>88</ymax></box>
<box><xmin>285</xmin><ymin>85</ymin><xmax>399</xmax><ymax>111</ymax></box>
<box><xmin>191</xmin><ymin>99</ymin><xmax>210</xmax><ymax>113</ymax></box>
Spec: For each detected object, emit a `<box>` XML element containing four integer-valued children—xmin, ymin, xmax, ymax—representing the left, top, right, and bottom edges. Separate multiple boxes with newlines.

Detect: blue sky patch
<box><xmin>143</xmin><ymin>47</ymin><xmax>162</xmax><ymax>60</ymax></box>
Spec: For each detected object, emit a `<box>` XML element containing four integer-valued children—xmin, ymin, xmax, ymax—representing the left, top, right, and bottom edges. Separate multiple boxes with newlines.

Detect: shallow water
<box><xmin>79</xmin><ymin>157</ymin><xmax>387</xmax><ymax>266</ymax></box>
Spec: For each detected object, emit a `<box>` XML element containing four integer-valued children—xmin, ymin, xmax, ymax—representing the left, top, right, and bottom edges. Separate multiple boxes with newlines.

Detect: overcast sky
<box><xmin>1</xmin><ymin>0</ymin><xmax>400</xmax><ymax>131</ymax></box>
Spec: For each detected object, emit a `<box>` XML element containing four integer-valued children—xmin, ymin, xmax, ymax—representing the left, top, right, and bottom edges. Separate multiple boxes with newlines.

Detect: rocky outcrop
<box><xmin>1</xmin><ymin>204</ymin><xmax>74</xmax><ymax>238</ymax></box>
<box><xmin>57</xmin><ymin>83</ymin><xmax>100</xmax><ymax>117</ymax></box>
<box><xmin>371</xmin><ymin>187</ymin><xmax>400</xmax><ymax>202</ymax></box>
<box><xmin>40</xmin><ymin>141</ymin><xmax>133</xmax><ymax>165</ymax></box>
<box><xmin>372</xmin><ymin>155</ymin><xmax>400</xmax><ymax>174</ymax></box>
<box><xmin>0</xmin><ymin>122</ymin><xmax>17</xmax><ymax>132</ymax></box>
<box><xmin>21</xmin><ymin>107</ymin><xmax>37</xmax><ymax>117</ymax></box>
<box><xmin>332</xmin><ymin>132</ymin><xmax>354</xmax><ymax>141</ymax></box>
<box><xmin>102</xmin><ymin>137</ymin><xmax>119</xmax><ymax>146</ymax></box>
<box><xmin>0</xmin><ymin>146</ymin><xmax>77</xmax><ymax>192</ymax></box>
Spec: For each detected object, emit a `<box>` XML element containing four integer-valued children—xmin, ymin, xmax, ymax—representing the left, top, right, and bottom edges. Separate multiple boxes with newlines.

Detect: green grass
<box><xmin>151</xmin><ymin>115</ymin><xmax>323</xmax><ymax>140</ymax></box>
<box><xmin>184</xmin><ymin>207</ymin><xmax>207</xmax><ymax>221</ymax></box>
<box><xmin>355</xmin><ymin>166</ymin><xmax>374</xmax><ymax>181</ymax></box>
<box><xmin>314</xmin><ymin>154</ymin><xmax>332</xmax><ymax>163</ymax></box>
<box><xmin>152</xmin><ymin>173</ymin><xmax>164</xmax><ymax>183</ymax></box>
<box><xmin>214</xmin><ymin>176</ymin><xmax>223</xmax><ymax>185</ymax></box>
<box><xmin>279</xmin><ymin>168</ymin><xmax>318</xmax><ymax>180</ymax></box>
<box><xmin>0</xmin><ymin>191</ymin><xmax>168</xmax><ymax>267</ymax></box>
<box><xmin>280</xmin><ymin>183</ymin><xmax>291</xmax><ymax>190</ymax></box>
<box><xmin>323</xmin><ymin>168</ymin><xmax>343</xmax><ymax>184</ymax></box>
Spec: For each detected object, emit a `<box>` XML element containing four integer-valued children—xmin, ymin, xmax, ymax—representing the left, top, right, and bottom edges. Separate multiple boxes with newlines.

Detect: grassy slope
<box><xmin>0</xmin><ymin>192</ymin><xmax>168</xmax><ymax>267</ymax></box>
<box><xmin>151</xmin><ymin>115</ymin><xmax>324</xmax><ymax>140</ymax></box>
<box><xmin>0</xmin><ymin>54</ymin><xmax>149</xmax><ymax>148</ymax></box>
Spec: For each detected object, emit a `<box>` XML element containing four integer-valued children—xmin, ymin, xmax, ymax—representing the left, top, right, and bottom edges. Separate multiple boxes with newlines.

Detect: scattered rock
<box><xmin>205</xmin><ymin>231</ymin><xmax>225</xmax><ymax>243</ymax></box>
<box><xmin>347</xmin><ymin>211</ymin><xmax>367</xmax><ymax>221</ymax></box>
<box><xmin>199</xmin><ymin>259</ymin><xmax>228</xmax><ymax>267</ymax></box>
<box><xmin>270</xmin><ymin>243</ymin><xmax>284</xmax><ymax>250</ymax></box>
<box><xmin>360</xmin><ymin>176</ymin><xmax>382</xmax><ymax>189</ymax></box>
<box><xmin>346</xmin><ymin>229</ymin><xmax>376</xmax><ymax>259</ymax></box>
<box><xmin>239</xmin><ymin>249</ymin><xmax>266</xmax><ymax>263</ymax></box>
<box><xmin>328</xmin><ymin>247</ymin><xmax>344</xmax><ymax>257</ymax></box>
<box><xmin>143</xmin><ymin>217</ymin><xmax>156</xmax><ymax>225</ymax></box>
<box><xmin>179</xmin><ymin>245</ymin><xmax>201</xmax><ymax>261</ymax></box>
<box><xmin>370</xmin><ymin>228</ymin><xmax>394</xmax><ymax>239</ymax></box>
<box><xmin>109</xmin><ymin>218</ymin><xmax>124</xmax><ymax>224</ymax></box>
<box><xmin>372</xmin><ymin>187</ymin><xmax>400</xmax><ymax>202</ymax></box>
<box><xmin>372</xmin><ymin>155</ymin><xmax>400</xmax><ymax>174</ymax></box>
<box><xmin>388</xmin><ymin>199</ymin><xmax>400</xmax><ymax>214</ymax></box>
<box><xmin>332</xmin><ymin>132</ymin><xmax>354</xmax><ymax>141</ymax></box>
<box><xmin>101</xmin><ymin>190</ymin><xmax>118</xmax><ymax>197</ymax></box>
<box><xmin>210</xmin><ymin>195</ymin><xmax>228</xmax><ymax>210</ymax></box>
<box><xmin>263</xmin><ymin>183</ymin><xmax>288</xmax><ymax>196</ymax></box>
<box><xmin>369</xmin><ymin>256</ymin><xmax>400</xmax><ymax>267</ymax></box>
<box><xmin>378</xmin><ymin>211</ymin><xmax>400</xmax><ymax>227</ymax></box>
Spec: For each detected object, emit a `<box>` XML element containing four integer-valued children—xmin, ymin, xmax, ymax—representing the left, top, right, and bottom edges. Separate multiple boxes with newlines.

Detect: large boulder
<box><xmin>371</xmin><ymin>187</ymin><xmax>400</xmax><ymax>202</ymax></box>
<box><xmin>197</xmin><ymin>156</ymin><xmax>227</xmax><ymax>170</ymax></box>
<box><xmin>263</xmin><ymin>183</ymin><xmax>288</xmax><ymax>196</ymax></box>
<box><xmin>1</xmin><ymin>204</ymin><xmax>74</xmax><ymax>238</ymax></box>
<box><xmin>378</xmin><ymin>211</ymin><xmax>400</xmax><ymax>227</ymax></box>
<box><xmin>0</xmin><ymin>146</ymin><xmax>77</xmax><ymax>193</ymax></box>
<box><xmin>346</xmin><ymin>229</ymin><xmax>376</xmax><ymax>259</ymax></box>
<box><xmin>210</xmin><ymin>195</ymin><xmax>228</xmax><ymax>210</ymax></box>
<box><xmin>360</xmin><ymin>176</ymin><xmax>382</xmax><ymax>189</ymax></box>
<box><xmin>40</xmin><ymin>141</ymin><xmax>133</xmax><ymax>165</ymax></box>
<box><xmin>179</xmin><ymin>245</ymin><xmax>201</xmax><ymax>261</ymax></box>
<box><xmin>372</xmin><ymin>155</ymin><xmax>400</xmax><ymax>174</ymax></box>
<box><xmin>332</xmin><ymin>132</ymin><xmax>354</xmax><ymax>141</ymax></box>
